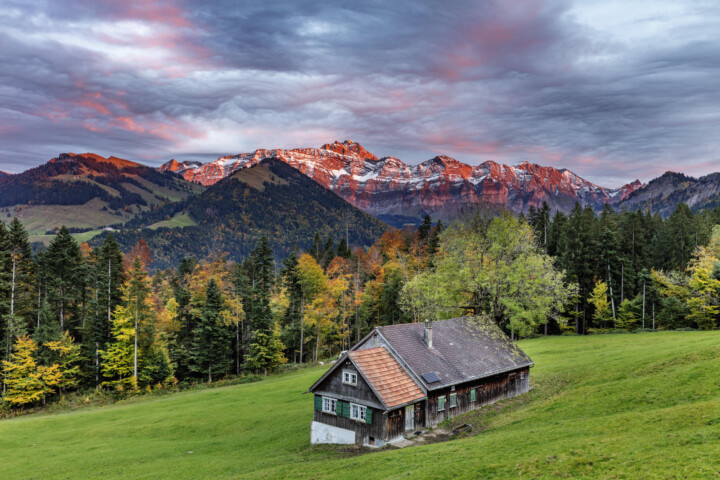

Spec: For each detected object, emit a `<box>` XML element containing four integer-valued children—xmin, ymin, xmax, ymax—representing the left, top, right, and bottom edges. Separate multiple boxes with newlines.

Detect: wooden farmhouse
<box><xmin>309</xmin><ymin>316</ymin><xmax>534</xmax><ymax>446</ymax></box>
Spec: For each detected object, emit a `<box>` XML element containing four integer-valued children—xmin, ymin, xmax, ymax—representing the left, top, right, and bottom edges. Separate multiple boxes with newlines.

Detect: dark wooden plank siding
<box><xmin>313</xmin><ymin>361</ymin><xmax>383</xmax><ymax>409</ymax></box>
<box><xmin>425</xmin><ymin>367</ymin><xmax>530</xmax><ymax>426</ymax></box>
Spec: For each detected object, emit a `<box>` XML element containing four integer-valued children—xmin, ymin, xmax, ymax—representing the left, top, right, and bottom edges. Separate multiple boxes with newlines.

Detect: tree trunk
<box><xmin>107</xmin><ymin>258</ymin><xmax>112</xmax><ymax>329</ymax></box>
<box><xmin>208</xmin><ymin>365</ymin><xmax>212</xmax><ymax>383</ymax></box>
<box><xmin>642</xmin><ymin>281</ymin><xmax>646</xmax><ymax>329</ymax></box>
<box><xmin>95</xmin><ymin>342</ymin><xmax>100</xmax><ymax>388</ymax></box>
<box><xmin>60</xmin><ymin>288</ymin><xmax>64</xmax><ymax>331</ymax></box>
<box><xmin>10</xmin><ymin>255</ymin><xmax>16</xmax><ymax>318</ymax></box>
<box><xmin>134</xmin><ymin>299</ymin><xmax>139</xmax><ymax>381</ymax></box>
<box><xmin>315</xmin><ymin>323</ymin><xmax>321</xmax><ymax>363</ymax></box>
<box><xmin>37</xmin><ymin>283</ymin><xmax>41</xmax><ymax>329</ymax></box>
<box><xmin>300</xmin><ymin>304</ymin><xmax>305</xmax><ymax>364</ymax></box>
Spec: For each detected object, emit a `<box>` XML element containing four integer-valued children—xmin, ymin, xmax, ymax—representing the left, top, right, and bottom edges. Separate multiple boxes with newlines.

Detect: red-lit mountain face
<box><xmin>159</xmin><ymin>141</ymin><xmax>644</xmax><ymax>219</ymax></box>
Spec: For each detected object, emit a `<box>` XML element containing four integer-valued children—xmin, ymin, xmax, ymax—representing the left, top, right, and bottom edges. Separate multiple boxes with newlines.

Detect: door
<box><xmin>405</xmin><ymin>404</ymin><xmax>414</xmax><ymax>431</ymax></box>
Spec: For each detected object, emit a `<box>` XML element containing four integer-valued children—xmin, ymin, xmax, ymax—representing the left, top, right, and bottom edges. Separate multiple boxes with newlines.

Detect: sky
<box><xmin>0</xmin><ymin>0</ymin><xmax>718</xmax><ymax>186</ymax></box>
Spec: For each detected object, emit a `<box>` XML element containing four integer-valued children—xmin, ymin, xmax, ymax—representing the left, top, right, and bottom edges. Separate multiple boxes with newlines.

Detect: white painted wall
<box><xmin>310</xmin><ymin>421</ymin><xmax>356</xmax><ymax>445</ymax></box>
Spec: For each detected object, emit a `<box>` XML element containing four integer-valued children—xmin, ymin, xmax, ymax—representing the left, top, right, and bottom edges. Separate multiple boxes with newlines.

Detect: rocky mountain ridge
<box><xmin>160</xmin><ymin>141</ymin><xmax>644</xmax><ymax>219</ymax></box>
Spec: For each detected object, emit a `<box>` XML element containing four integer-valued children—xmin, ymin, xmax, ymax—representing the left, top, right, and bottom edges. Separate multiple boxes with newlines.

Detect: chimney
<box><xmin>424</xmin><ymin>320</ymin><xmax>433</xmax><ymax>348</ymax></box>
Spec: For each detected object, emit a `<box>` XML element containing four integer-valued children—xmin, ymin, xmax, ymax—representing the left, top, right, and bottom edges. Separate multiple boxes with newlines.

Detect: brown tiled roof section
<box><xmin>349</xmin><ymin>347</ymin><xmax>425</xmax><ymax>409</ymax></box>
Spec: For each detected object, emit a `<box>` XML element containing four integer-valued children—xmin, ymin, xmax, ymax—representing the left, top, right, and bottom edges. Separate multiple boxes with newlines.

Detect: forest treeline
<box><xmin>2</xmin><ymin>200</ymin><xmax>720</xmax><ymax>410</ymax></box>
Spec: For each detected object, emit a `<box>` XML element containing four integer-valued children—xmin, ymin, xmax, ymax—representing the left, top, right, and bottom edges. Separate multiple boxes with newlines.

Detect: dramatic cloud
<box><xmin>0</xmin><ymin>0</ymin><xmax>718</xmax><ymax>186</ymax></box>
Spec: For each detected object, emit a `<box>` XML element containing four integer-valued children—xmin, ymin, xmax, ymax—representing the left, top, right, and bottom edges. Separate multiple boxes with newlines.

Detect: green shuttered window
<box><xmin>314</xmin><ymin>395</ymin><xmax>322</xmax><ymax>411</ymax></box>
<box><xmin>365</xmin><ymin>408</ymin><xmax>373</xmax><ymax>424</ymax></box>
<box><xmin>341</xmin><ymin>401</ymin><xmax>350</xmax><ymax>418</ymax></box>
<box><xmin>470</xmin><ymin>388</ymin><xmax>476</xmax><ymax>403</ymax></box>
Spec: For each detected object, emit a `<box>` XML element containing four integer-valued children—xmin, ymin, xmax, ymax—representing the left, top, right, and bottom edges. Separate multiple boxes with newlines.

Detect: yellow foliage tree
<box><xmin>2</xmin><ymin>335</ymin><xmax>61</xmax><ymax>406</ymax></box>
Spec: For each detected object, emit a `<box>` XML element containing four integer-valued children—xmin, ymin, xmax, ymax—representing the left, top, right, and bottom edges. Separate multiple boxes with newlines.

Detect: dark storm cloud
<box><xmin>0</xmin><ymin>0</ymin><xmax>718</xmax><ymax>186</ymax></box>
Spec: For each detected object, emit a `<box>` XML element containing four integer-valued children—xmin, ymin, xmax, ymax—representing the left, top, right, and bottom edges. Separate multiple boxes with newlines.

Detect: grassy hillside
<box><xmin>1</xmin><ymin>332</ymin><xmax>718</xmax><ymax>479</ymax></box>
<box><xmin>0</xmin><ymin>153</ymin><xmax>204</xmax><ymax>244</ymax></box>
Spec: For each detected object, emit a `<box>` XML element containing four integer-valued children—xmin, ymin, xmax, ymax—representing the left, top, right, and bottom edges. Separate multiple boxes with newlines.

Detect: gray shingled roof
<box><xmin>370</xmin><ymin>316</ymin><xmax>533</xmax><ymax>391</ymax></box>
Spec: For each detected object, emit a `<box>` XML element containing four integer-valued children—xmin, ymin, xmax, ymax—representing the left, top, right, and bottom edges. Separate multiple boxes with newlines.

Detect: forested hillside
<box><xmin>99</xmin><ymin>159</ymin><xmax>387</xmax><ymax>270</ymax></box>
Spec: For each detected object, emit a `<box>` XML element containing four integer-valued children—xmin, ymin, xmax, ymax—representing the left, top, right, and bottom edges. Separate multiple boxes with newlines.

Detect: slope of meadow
<box><xmin>0</xmin><ymin>332</ymin><xmax>718</xmax><ymax>479</ymax></box>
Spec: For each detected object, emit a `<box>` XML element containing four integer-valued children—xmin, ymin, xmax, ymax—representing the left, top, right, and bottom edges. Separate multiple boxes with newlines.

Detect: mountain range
<box><xmin>160</xmin><ymin>141</ymin><xmax>644</xmax><ymax>221</ymax></box>
<box><xmin>2</xmin><ymin>140</ymin><xmax>720</xmax><ymax>268</ymax></box>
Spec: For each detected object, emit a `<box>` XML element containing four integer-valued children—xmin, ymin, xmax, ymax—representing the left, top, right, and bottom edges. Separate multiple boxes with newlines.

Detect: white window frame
<box><xmin>438</xmin><ymin>396</ymin><xmax>446</xmax><ymax>411</ymax></box>
<box><xmin>449</xmin><ymin>393</ymin><xmax>457</xmax><ymax>408</ymax></box>
<box><xmin>322</xmin><ymin>396</ymin><xmax>337</xmax><ymax>414</ymax></box>
<box><xmin>342</xmin><ymin>370</ymin><xmax>358</xmax><ymax>386</ymax></box>
<box><xmin>349</xmin><ymin>403</ymin><xmax>366</xmax><ymax>421</ymax></box>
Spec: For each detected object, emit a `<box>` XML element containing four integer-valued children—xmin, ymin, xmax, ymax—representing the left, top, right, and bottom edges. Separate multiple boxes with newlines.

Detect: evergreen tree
<box><xmin>33</xmin><ymin>300</ymin><xmax>61</xmax><ymax>366</ymax></box>
<box><xmin>249</xmin><ymin>237</ymin><xmax>275</xmax><ymax>332</ymax></box>
<box><xmin>190</xmin><ymin>279</ymin><xmax>231</xmax><ymax>382</ymax></box>
<box><xmin>0</xmin><ymin>223</ymin><xmax>10</xmax><ymax>366</ymax></box>
<box><xmin>337</xmin><ymin>238</ymin><xmax>351</xmax><ymax>259</ymax></box>
<box><xmin>280</xmin><ymin>253</ymin><xmax>303</xmax><ymax>363</ymax></box>
<box><xmin>666</xmin><ymin>203</ymin><xmax>696</xmax><ymax>270</ymax></box>
<box><xmin>418</xmin><ymin>215</ymin><xmax>433</xmax><ymax>242</ymax></box>
<box><xmin>245</xmin><ymin>238</ymin><xmax>284</xmax><ymax>372</ymax></box>
<box><xmin>311</xmin><ymin>232</ymin><xmax>323</xmax><ymax>261</ymax></box>
<box><xmin>46</xmin><ymin>227</ymin><xmax>83</xmax><ymax>332</ymax></box>
<box><xmin>7</xmin><ymin>218</ymin><xmax>33</xmax><ymax>326</ymax></box>
<box><xmin>322</xmin><ymin>236</ymin><xmax>335</xmax><ymax>269</ymax></box>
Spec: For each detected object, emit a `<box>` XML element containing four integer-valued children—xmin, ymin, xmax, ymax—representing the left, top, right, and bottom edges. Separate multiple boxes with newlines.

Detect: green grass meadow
<box><xmin>1</xmin><ymin>332</ymin><xmax>719</xmax><ymax>479</ymax></box>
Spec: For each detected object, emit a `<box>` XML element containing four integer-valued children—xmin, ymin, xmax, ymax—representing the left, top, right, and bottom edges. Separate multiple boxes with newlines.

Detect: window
<box><xmin>322</xmin><ymin>397</ymin><xmax>337</xmax><ymax>414</ymax></box>
<box><xmin>438</xmin><ymin>396</ymin><xmax>445</xmax><ymax>411</ymax></box>
<box><xmin>350</xmin><ymin>403</ymin><xmax>367</xmax><ymax>421</ymax></box>
<box><xmin>343</xmin><ymin>370</ymin><xmax>357</xmax><ymax>386</ymax></box>
<box><xmin>470</xmin><ymin>388</ymin><xmax>476</xmax><ymax>403</ymax></box>
<box><xmin>449</xmin><ymin>393</ymin><xmax>457</xmax><ymax>408</ymax></box>
<box><xmin>520</xmin><ymin>372</ymin><xmax>525</xmax><ymax>380</ymax></box>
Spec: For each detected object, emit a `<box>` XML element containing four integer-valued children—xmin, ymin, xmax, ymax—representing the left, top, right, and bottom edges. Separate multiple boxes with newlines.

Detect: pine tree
<box><xmin>322</xmin><ymin>236</ymin><xmax>335</xmax><ymax>269</ymax></box>
<box><xmin>0</xmin><ymin>223</ymin><xmax>11</xmax><ymax>368</ymax></box>
<box><xmin>418</xmin><ymin>215</ymin><xmax>432</xmax><ymax>242</ymax></box>
<box><xmin>311</xmin><ymin>232</ymin><xmax>323</xmax><ymax>261</ymax></box>
<box><xmin>33</xmin><ymin>300</ymin><xmax>61</xmax><ymax>366</ymax></box>
<box><xmin>190</xmin><ymin>279</ymin><xmax>231</xmax><ymax>382</ymax></box>
<box><xmin>337</xmin><ymin>238</ymin><xmax>351</xmax><ymax>259</ymax></box>
<box><xmin>46</xmin><ymin>226</ymin><xmax>82</xmax><ymax>332</ymax></box>
<box><xmin>281</xmin><ymin>253</ymin><xmax>303</xmax><ymax>363</ymax></box>
<box><xmin>245</xmin><ymin>238</ymin><xmax>285</xmax><ymax>372</ymax></box>
<box><xmin>7</xmin><ymin>218</ymin><xmax>33</xmax><ymax>326</ymax></box>
<box><xmin>249</xmin><ymin>237</ymin><xmax>274</xmax><ymax>332</ymax></box>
